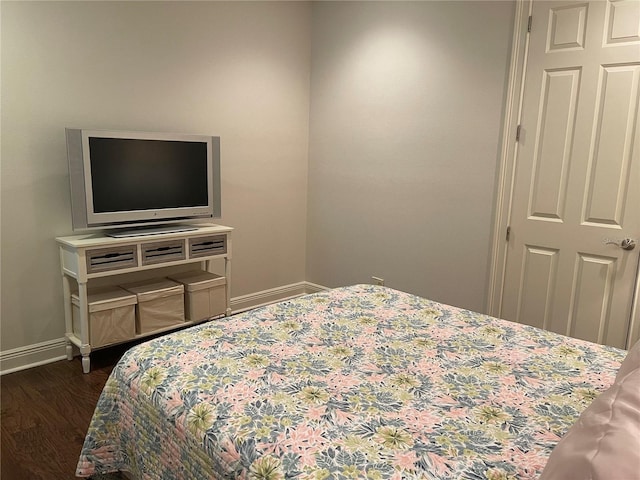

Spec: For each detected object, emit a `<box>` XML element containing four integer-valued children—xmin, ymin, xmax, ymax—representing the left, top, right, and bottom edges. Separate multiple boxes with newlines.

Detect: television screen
<box><xmin>89</xmin><ymin>137</ymin><xmax>209</xmax><ymax>212</ymax></box>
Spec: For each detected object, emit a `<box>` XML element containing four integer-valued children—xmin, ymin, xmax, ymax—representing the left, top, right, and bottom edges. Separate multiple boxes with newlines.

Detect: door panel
<box><xmin>501</xmin><ymin>0</ymin><xmax>640</xmax><ymax>349</ymax></box>
<box><xmin>568</xmin><ymin>253</ymin><xmax>618</xmax><ymax>345</ymax></box>
<box><xmin>548</xmin><ymin>4</ymin><xmax>588</xmax><ymax>51</ymax></box>
<box><xmin>530</xmin><ymin>68</ymin><xmax>580</xmax><ymax>220</ymax></box>
<box><xmin>584</xmin><ymin>64</ymin><xmax>639</xmax><ymax>225</ymax></box>
<box><xmin>516</xmin><ymin>246</ymin><xmax>559</xmax><ymax>330</ymax></box>
<box><xmin>605</xmin><ymin>0</ymin><xmax>640</xmax><ymax>45</ymax></box>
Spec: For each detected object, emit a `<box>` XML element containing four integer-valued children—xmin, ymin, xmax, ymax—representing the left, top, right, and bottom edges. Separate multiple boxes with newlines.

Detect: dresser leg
<box><xmin>80</xmin><ymin>344</ymin><xmax>91</xmax><ymax>374</ymax></box>
<box><xmin>82</xmin><ymin>354</ymin><xmax>91</xmax><ymax>374</ymax></box>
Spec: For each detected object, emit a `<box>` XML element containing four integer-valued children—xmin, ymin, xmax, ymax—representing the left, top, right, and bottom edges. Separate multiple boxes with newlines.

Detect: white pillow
<box><xmin>539</xmin><ymin>344</ymin><xmax>640</xmax><ymax>480</ymax></box>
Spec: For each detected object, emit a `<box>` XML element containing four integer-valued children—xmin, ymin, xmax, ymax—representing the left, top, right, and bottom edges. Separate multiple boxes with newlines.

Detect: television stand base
<box><xmin>107</xmin><ymin>224</ymin><xmax>198</xmax><ymax>238</ymax></box>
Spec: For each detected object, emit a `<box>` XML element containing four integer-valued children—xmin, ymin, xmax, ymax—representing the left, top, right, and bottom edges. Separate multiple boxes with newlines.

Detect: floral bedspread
<box><xmin>77</xmin><ymin>285</ymin><xmax>624</xmax><ymax>479</ymax></box>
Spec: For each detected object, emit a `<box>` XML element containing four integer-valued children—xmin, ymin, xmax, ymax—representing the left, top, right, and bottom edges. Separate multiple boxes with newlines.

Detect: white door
<box><xmin>501</xmin><ymin>0</ymin><xmax>640</xmax><ymax>349</ymax></box>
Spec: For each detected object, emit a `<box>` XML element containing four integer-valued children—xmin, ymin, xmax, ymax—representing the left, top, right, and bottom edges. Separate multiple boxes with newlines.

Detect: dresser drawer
<box><xmin>189</xmin><ymin>235</ymin><xmax>227</xmax><ymax>258</ymax></box>
<box><xmin>86</xmin><ymin>245</ymin><xmax>138</xmax><ymax>274</ymax></box>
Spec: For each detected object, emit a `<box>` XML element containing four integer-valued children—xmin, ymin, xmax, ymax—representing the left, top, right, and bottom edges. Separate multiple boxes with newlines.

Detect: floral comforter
<box><xmin>77</xmin><ymin>285</ymin><xmax>624</xmax><ymax>479</ymax></box>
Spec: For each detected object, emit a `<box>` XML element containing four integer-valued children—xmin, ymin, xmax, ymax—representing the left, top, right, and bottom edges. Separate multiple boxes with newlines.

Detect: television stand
<box><xmin>56</xmin><ymin>224</ymin><xmax>233</xmax><ymax>373</ymax></box>
<box><xmin>107</xmin><ymin>224</ymin><xmax>198</xmax><ymax>238</ymax></box>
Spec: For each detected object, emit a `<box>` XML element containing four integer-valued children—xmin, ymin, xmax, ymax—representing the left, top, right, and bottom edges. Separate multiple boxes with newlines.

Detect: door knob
<box><xmin>605</xmin><ymin>238</ymin><xmax>636</xmax><ymax>251</ymax></box>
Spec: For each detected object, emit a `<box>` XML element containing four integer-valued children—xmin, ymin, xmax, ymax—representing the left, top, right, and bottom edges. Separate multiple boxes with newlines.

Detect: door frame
<box><xmin>487</xmin><ymin>0</ymin><xmax>640</xmax><ymax>349</ymax></box>
<box><xmin>487</xmin><ymin>0</ymin><xmax>532</xmax><ymax>318</ymax></box>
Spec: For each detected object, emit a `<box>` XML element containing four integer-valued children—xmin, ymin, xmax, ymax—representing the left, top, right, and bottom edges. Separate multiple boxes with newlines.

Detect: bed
<box><xmin>76</xmin><ymin>284</ymin><xmax>633</xmax><ymax>479</ymax></box>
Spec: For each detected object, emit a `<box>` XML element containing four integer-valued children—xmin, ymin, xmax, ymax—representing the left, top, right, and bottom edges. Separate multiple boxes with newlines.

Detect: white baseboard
<box><xmin>230</xmin><ymin>281</ymin><xmax>328</xmax><ymax>313</ymax></box>
<box><xmin>0</xmin><ymin>338</ymin><xmax>68</xmax><ymax>376</ymax></box>
<box><xmin>0</xmin><ymin>281</ymin><xmax>329</xmax><ymax>376</ymax></box>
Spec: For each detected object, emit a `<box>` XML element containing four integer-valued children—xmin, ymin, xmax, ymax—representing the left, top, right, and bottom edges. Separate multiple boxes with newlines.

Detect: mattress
<box><xmin>76</xmin><ymin>285</ymin><xmax>625</xmax><ymax>479</ymax></box>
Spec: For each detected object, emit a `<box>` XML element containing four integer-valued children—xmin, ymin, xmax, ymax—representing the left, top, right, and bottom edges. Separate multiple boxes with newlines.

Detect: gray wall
<box><xmin>307</xmin><ymin>1</ymin><xmax>514</xmax><ymax>312</ymax></box>
<box><xmin>1</xmin><ymin>0</ymin><xmax>516</xmax><ymax>364</ymax></box>
<box><xmin>1</xmin><ymin>1</ymin><xmax>311</xmax><ymax>353</ymax></box>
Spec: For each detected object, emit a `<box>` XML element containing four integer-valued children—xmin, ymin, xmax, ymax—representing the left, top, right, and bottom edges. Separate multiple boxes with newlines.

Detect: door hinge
<box><xmin>527</xmin><ymin>15</ymin><xmax>532</xmax><ymax>33</ymax></box>
<box><xmin>506</xmin><ymin>226</ymin><xmax>511</xmax><ymax>241</ymax></box>
<box><xmin>516</xmin><ymin>125</ymin><xmax>522</xmax><ymax>142</ymax></box>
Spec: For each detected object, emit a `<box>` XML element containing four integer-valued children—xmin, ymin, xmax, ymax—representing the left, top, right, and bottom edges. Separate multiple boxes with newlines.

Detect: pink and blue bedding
<box><xmin>76</xmin><ymin>285</ymin><xmax>625</xmax><ymax>479</ymax></box>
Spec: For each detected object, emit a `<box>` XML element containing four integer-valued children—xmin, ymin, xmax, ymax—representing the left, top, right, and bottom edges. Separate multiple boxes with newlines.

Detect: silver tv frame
<box><xmin>66</xmin><ymin>128</ymin><xmax>221</xmax><ymax>232</ymax></box>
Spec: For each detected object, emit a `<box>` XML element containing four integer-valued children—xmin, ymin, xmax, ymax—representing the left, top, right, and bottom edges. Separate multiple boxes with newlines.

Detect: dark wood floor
<box><xmin>1</xmin><ymin>345</ymin><xmax>129</xmax><ymax>480</ymax></box>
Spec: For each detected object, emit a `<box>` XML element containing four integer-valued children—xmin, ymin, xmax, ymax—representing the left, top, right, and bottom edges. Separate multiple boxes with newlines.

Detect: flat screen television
<box><xmin>65</xmin><ymin>128</ymin><xmax>221</xmax><ymax>236</ymax></box>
